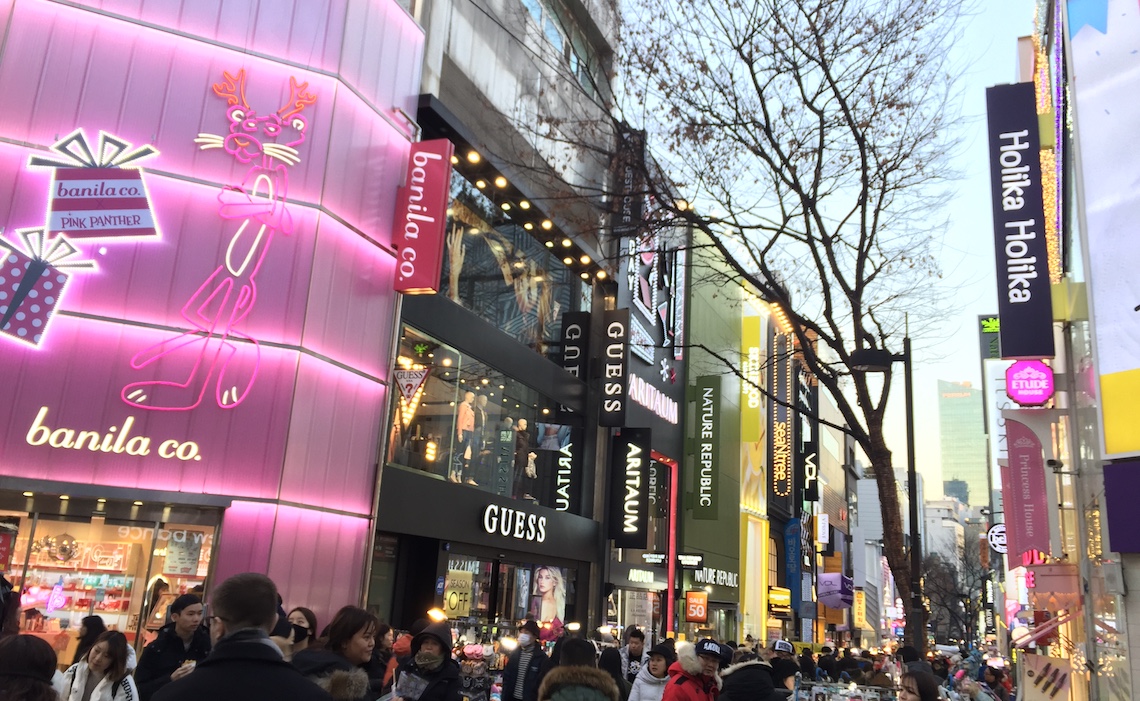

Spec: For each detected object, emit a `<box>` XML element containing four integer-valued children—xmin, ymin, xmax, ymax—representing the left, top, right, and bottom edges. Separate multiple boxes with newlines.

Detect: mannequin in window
<box><xmin>464</xmin><ymin>393</ymin><xmax>491</xmax><ymax>485</ymax></box>
<box><xmin>453</xmin><ymin>390</ymin><xmax>476</xmax><ymax>482</ymax></box>
<box><xmin>513</xmin><ymin>418</ymin><xmax>538</xmax><ymax>501</ymax></box>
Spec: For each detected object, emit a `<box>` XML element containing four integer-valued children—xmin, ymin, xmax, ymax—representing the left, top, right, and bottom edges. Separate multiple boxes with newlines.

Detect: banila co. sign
<box><xmin>984</xmin><ymin>82</ymin><xmax>1054</xmax><ymax>360</ymax></box>
<box><xmin>393</xmin><ymin>139</ymin><xmax>454</xmax><ymax>294</ymax></box>
<box><xmin>1006</xmin><ymin>360</ymin><xmax>1054</xmax><ymax>407</ymax></box>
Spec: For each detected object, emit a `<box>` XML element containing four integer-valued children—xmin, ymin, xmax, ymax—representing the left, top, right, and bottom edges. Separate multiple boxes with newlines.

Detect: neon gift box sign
<box><xmin>1006</xmin><ymin>360</ymin><xmax>1054</xmax><ymax>406</ymax></box>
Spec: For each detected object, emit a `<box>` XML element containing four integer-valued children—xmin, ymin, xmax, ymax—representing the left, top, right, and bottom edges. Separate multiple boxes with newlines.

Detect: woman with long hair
<box><xmin>294</xmin><ymin>606</ymin><xmax>378</xmax><ymax>701</ymax></box>
<box><xmin>0</xmin><ymin>634</ymin><xmax>59</xmax><ymax>701</ymax></box>
<box><xmin>288</xmin><ymin>607</ymin><xmax>319</xmax><ymax>655</ymax></box>
<box><xmin>531</xmin><ymin>567</ymin><xmax>566</xmax><ymax>623</ymax></box>
<box><xmin>61</xmin><ymin>630</ymin><xmax>139</xmax><ymax>701</ymax></box>
<box><xmin>73</xmin><ymin>615</ymin><xmax>107</xmax><ymax>666</ymax></box>
<box><xmin>598</xmin><ymin>648</ymin><xmax>632</xmax><ymax>701</ymax></box>
<box><xmin>898</xmin><ymin>671</ymin><xmax>941</xmax><ymax>701</ymax></box>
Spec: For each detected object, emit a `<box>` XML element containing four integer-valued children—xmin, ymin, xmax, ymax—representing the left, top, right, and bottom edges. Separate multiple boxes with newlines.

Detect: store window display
<box><xmin>440</xmin><ymin>170</ymin><xmax>585</xmax><ymax>363</ymax></box>
<box><xmin>387</xmin><ymin>326</ymin><xmax>583</xmax><ymax>514</ymax></box>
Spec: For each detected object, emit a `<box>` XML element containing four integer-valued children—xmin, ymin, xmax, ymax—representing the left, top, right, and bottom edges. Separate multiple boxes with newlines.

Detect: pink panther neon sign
<box><xmin>122</xmin><ymin>70</ymin><xmax>317</xmax><ymax>411</ymax></box>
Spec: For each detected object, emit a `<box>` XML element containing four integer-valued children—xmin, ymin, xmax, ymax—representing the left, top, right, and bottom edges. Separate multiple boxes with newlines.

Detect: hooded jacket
<box><xmin>538</xmin><ymin>665</ymin><xmax>621</xmax><ymax>701</ymax></box>
<box><xmin>293</xmin><ymin>648</ymin><xmax>373</xmax><ymax>701</ymax></box>
<box><xmin>661</xmin><ymin>642</ymin><xmax>718</xmax><ymax>701</ymax></box>
<box><xmin>61</xmin><ymin>660</ymin><xmax>140</xmax><ymax>701</ymax></box>
<box><xmin>717</xmin><ymin>660</ymin><xmax>782</xmax><ymax>701</ymax></box>
<box><xmin>627</xmin><ymin>661</ymin><xmax>669</xmax><ymax>701</ymax></box>
<box><xmin>153</xmin><ymin>628</ymin><xmax>332</xmax><ymax>701</ymax></box>
<box><xmin>393</xmin><ymin>621</ymin><xmax>462</xmax><ymax>701</ymax></box>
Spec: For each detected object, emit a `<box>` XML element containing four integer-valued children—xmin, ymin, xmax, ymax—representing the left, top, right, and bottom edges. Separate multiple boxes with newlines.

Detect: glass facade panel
<box><xmin>387</xmin><ymin>325</ymin><xmax>583</xmax><ymax>513</ymax></box>
<box><xmin>441</xmin><ymin>164</ymin><xmax>582</xmax><ymax>362</ymax></box>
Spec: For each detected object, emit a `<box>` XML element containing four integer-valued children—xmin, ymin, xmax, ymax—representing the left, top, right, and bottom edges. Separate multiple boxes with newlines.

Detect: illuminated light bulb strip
<box><xmin>121</xmin><ymin>70</ymin><xmax>317</xmax><ymax>412</ymax></box>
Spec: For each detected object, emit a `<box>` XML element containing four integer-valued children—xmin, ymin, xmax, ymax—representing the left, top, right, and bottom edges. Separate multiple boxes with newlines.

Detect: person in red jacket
<box><xmin>662</xmin><ymin>640</ymin><xmax>720</xmax><ymax>701</ymax></box>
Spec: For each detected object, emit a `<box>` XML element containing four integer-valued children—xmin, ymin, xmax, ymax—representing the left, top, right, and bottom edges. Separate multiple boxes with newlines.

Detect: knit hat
<box><xmin>695</xmin><ymin>638</ymin><xmax>722</xmax><ymax>658</ymax></box>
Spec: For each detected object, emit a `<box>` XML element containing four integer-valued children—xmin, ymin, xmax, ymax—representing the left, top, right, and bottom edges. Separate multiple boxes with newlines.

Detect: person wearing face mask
<box><xmin>503</xmin><ymin>621</ymin><xmax>549</xmax><ymax>701</ymax></box>
<box><xmin>294</xmin><ymin>606</ymin><xmax>380</xmax><ymax>701</ymax></box>
<box><xmin>392</xmin><ymin>621</ymin><xmax>462</xmax><ymax>701</ymax></box>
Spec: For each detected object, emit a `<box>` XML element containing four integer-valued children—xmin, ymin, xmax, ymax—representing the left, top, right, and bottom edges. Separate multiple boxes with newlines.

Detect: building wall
<box><xmin>0</xmin><ymin>0</ymin><xmax>423</xmax><ymax>619</ymax></box>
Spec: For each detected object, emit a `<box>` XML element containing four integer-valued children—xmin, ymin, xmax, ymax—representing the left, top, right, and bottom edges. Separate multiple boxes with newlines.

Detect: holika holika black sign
<box><xmin>693</xmin><ymin>376</ymin><xmax>720</xmax><ymax>520</ymax></box>
<box><xmin>609</xmin><ymin>427</ymin><xmax>651</xmax><ymax>549</ymax></box>
<box><xmin>599</xmin><ymin>309</ymin><xmax>631</xmax><ymax>427</ymax></box>
<box><xmin>985</xmin><ymin>82</ymin><xmax>1055</xmax><ymax>360</ymax></box>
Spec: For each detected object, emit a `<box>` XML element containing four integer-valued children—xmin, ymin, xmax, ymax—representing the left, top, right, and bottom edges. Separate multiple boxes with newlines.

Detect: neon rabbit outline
<box><xmin>121</xmin><ymin>70</ymin><xmax>316</xmax><ymax>411</ymax></box>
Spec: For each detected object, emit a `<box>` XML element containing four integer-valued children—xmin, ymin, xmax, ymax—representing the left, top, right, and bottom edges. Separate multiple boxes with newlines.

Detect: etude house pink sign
<box><xmin>1006</xmin><ymin>360</ymin><xmax>1054</xmax><ymax>407</ymax></box>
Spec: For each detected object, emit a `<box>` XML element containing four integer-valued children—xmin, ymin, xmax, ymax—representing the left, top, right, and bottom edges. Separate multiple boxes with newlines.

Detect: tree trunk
<box><xmin>867</xmin><ymin>428</ymin><xmax>926</xmax><ymax>652</ymax></box>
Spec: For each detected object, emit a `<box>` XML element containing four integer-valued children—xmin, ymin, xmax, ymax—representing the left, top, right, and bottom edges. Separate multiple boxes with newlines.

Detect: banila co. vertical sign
<box><xmin>694</xmin><ymin>376</ymin><xmax>721</xmax><ymax>520</ymax></box>
<box><xmin>600</xmin><ymin>309</ymin><xmax>631</xmax><ymax>427</ymax></box>
<box><xmin>985</xmin><ymin>83</ymin><xmax>1054</xmax><ymax>360</ymax></box>
<box><xmin>610</xmin><ymin>427</ymin><xmax>651</xmax><ymax>549</ymax></box>
<box><xmin>561</xmin><ymin>311</ymin><xmax>591</xmax><ymax>380</ymax></box>
<box><xmin>393</xmin><ymin>139</ymin><xmax>454</xmax><ymax>294</ymax></box>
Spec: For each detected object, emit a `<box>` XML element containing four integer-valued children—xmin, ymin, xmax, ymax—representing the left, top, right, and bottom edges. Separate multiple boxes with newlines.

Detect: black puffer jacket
<box><xmin>392</xmin><ymin>622</ymin><xmax>462</xmax><ymax>701</ymax></box>
<box><xmin>718</xmin><ymin>660</ymin><xmax>783</xmax><ymax>701</ymax></box>
<box><xmin>294</xmin><ymin>648</ymin><xmax>374</xmax><ymax>701</ymax></box>
<box><xmin>136</xmin><ymin>623</ymin><xmax>212</xmax><ymax>700</ymax></box>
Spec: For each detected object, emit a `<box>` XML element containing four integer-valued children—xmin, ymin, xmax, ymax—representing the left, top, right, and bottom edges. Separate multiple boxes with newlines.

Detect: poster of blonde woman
<box><xmin>529</xmin><ymin>565</ymin><xmax>566</xmax><ymax>624</ymax></box>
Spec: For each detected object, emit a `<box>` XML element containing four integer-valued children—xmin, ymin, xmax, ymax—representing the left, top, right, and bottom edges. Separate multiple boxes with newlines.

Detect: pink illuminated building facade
<box><xmin>0</xmin><ymin>0</ymin><xmax>422</xmax><ymax>645</ymax></box>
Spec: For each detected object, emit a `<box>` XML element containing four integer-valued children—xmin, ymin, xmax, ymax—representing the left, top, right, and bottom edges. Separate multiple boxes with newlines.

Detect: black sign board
<box><xmin>795</xmin><ymin>362</ymin><xmax>820</xmax><ymax>507</ymax></box>
<box><xmin>609</xmin><ymin>427</ymin><xmax>650</xmax><ymax>548</ymax></box>
<box><xmin>985</xmin><ymin>83</ymin><xmax>1055</xmax><ymax>360</ymax></box>
<box><xmin>694</xmin><ymin>376</ymin><xmax>720</xmax><ymax>520</ymax></box>
<box><xmin>614</xmin><ymin>125</ymin><xmax>647</xmax><ymax>238</ymax></box>
<box><xmin>642</xmin><ymin>552</ymin><xmax>667</xmax><ymax>566</ymax></box>
<box><xmin>561</xmin><ymin>312</ymin><xmax>590</xmax><ymax>380</ymax></box>
<box><xmin>769</xmin><ymin>331</ymin><xmax>794</xmax><ymax>516</ymax></box>
<box><xmin>978</xmin><ymin>315</ymin><xmax>1001</xmax><ymax>360</ymax></box>
<box><xmin>677</xmin><ymin>553</ymin><xmax>705</xmax><ymax>569</ymax></box>
<box><xmin>600</xmin><ymin>309</ymin><xmax>630</xmax><ymax>427</ymax></box>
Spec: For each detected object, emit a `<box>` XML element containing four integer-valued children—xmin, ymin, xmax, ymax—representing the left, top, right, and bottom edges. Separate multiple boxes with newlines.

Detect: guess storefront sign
<box><xmin>481</xmin><ymin>504</ymin><xmax>548</xmax><ymax>543</ymax></box>
<box><xmin>393</xmin><ymin>139</ymin><xmax>454</xmax><ymax>294</ymax></box>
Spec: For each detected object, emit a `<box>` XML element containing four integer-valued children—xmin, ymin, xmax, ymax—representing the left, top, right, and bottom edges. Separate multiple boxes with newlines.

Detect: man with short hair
<box><xmin>152</xmin><ymin>573</ymin><xmax>332</xmax><ymax>701</ymax></box>
<box><xmin>621</xmin><ymin>627</ymin><xmax>649</xmax><ymax>682</ymax></box>
<box><xmin>815</xmin><ymin>646</ymin><xmax>837</xmax><ymax>680</ymax></box>
<box><xmin>136</xmin><ymin>593</ymin><xmax>211</xmax><ymax>700</ymax></box>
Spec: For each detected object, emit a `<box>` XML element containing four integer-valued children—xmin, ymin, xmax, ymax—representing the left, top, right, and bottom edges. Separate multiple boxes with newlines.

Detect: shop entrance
<box><xmin>0</xmin><ymin>490</ymin><xmax>220</xmax><ymax>666</ymax></box>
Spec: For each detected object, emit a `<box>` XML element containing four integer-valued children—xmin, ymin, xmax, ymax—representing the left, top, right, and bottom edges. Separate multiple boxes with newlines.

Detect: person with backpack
<box><xmin>61</xmin><ymin>630</ymin><xmax>140</xmax><ymax>701</ymax></box>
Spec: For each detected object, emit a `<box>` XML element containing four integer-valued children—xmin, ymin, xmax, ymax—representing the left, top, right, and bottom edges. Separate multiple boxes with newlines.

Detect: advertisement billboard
<box><xmin>1070</xmin><ymin>0</ymin><xmax>1140</xmax><ymax>456</ymax></box>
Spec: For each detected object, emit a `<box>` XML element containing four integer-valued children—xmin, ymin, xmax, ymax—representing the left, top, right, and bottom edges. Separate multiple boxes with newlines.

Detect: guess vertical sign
<box><xmin>393</xmin><ymin>139</ymin><xmax>454</xmax><ymax>294</ymax></box>
<box><xmin>985</xmin><ymin>83</ymin><xmax>1054</xmax><ymax>359</ymax></box>
<box><xmin>610</xmin><ymin>427</ymin><xmax>650</xmax><ymax>549</ymax></box>
<box><xmin>561</xmin><ymin>312</ymin><xmax>590</xmax><ymax>380</ymax></box>
<box><xmin>600</xmin><ymin>309</ymin><xmax>631</xmax><ymax>427</ymax></box>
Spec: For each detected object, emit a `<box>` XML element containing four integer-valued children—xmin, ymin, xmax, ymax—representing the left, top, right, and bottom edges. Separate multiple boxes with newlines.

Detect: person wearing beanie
<box><xmin>503</xmin><ymin>621</ymin><xmax>549</xmax><ymax>701</ymax></box>
<box><xmin>718</xmin><ymin>649</ymin><xmax>782</xmax><ymax>701</ymax></box>
<box><xmin>136</xmin><ymin>594</ymin><xmax>210</xmax><ymax>700</ymax></box>
<box><xmin>661</xmin><ymin>640</ymin><xmax>720</xmax><ymax>701</ymax></box>
<box><xmin>628</xmin><ymin>643</ymin><xmax>674</xmax><ymax>701</ymax></box>
<box><xmin>392</xmin><ymin>621</ymin><xmax>461</xmax><ymax>701</ymax></box>
<box><xmin>816</xmin><ymin>646</ymin><xmax>837</xmax><ymax>681</ymax></box>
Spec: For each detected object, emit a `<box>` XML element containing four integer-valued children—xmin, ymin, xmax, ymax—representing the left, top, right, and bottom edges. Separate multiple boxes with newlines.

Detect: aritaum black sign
<box><xmin>985</xmin><ymin>82</ymin><xmax>1055</xmax><ymax>360</ymax></box>
<box><xmin>610</xmin><ymin>427</ymin><xmax>651</xmax><ymax>549</ymax></box>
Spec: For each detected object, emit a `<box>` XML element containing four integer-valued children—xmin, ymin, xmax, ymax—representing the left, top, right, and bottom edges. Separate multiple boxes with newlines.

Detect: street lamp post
<box><xmin>851</xmin><ymin>336</ymin><xmax>924</xmax><ymax>652</ymax></box>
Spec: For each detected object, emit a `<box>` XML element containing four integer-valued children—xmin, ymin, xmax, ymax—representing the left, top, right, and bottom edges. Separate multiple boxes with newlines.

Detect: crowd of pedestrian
<box><xmin>0</xmin><ymin>574</ymin><xmax>1018</xmax><ymax>701</ymax></box>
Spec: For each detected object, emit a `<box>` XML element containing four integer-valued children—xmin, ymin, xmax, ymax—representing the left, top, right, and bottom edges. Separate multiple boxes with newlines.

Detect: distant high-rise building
<box><xmin>937</xmin><ymin>381</ymin><xmax>988</xmax><ymax>508</ymax></box>
<box><xmin>943</xmin><ymin>478</ymin><xmax>969</xmax><ymax>505</ymax></box>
